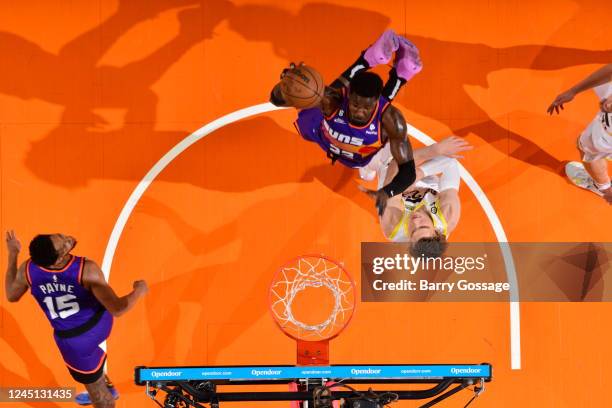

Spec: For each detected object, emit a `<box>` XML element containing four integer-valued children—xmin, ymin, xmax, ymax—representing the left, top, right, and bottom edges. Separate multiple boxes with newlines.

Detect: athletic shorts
<box><xmin>578</xmin><ymin>114</ymin><xmax>612</xmax><ymax>162</ymax></box>
<box><xmin>53</xmin><ymin>310</ymin><xmax>113</xmax><ymax>384</ymax></box>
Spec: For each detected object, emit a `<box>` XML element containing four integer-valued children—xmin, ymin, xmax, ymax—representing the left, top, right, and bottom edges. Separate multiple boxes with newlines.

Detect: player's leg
<box><xmin>329</xmin><ymin>30</ymin><xmax>421</xmax><ymax>99</ymax></box>
<box><xmin>584</xmin><ymin>158</ymin><xmax>610</xmax><ymax>187</ymax></box>
<box><xmin>381</xmin><ymin>37</ymin><xmax>423</xmax><ymax>101</ymax></box>
<box><xmin>583</xmin><ymin>158</ymin><xmax>611</xmax><ymax>203</ymax></box>
<box><xmin>75</xmin><ymin>371</ymin><xmax>119</xmax><ymax>406</ymax></box>
<box><xmin>56</xmin><ymin>311</ymin><xmax>118</xmax><ymax>406</ymax></box>
<box><xmin>83</xmin><ymin>375</ymin><xmax>115</xmax><ymax>408</ymax></box>
<box><xmin>330</xmin><ymin>30</ymin><xmax>400</xmax><ymax>88</ymax></box>
<box><xmin>566</xmin><ymin>124</ymin><xmax>611</xmax><ymax>202</ymax></box>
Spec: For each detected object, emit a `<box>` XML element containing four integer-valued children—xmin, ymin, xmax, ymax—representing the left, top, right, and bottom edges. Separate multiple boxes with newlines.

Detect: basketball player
<box><xmin>269</xmin><ymin>30</ymin><xmax>423</xmax><ymax>215</ymax></box>
<box><xmin>4</xmin><ymin>231</ymin><xmax>148</xmax><ymax>407</ymax></box>
<box><xmin>547</xmin><ymin>63</ymin><xmax>612</xmax><ymax>204</ymax></box>
<box><xmin>363</xmin><ymin>137</ymin><xmax>471</xmax><ymax>257</ymax></box>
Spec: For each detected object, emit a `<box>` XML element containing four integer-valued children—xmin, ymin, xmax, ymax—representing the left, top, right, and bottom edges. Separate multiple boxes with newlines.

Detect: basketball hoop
<box><xmin>269</xmin><ymin>255</ymin><xmax>356</xmax><ymax>365</ymax></box>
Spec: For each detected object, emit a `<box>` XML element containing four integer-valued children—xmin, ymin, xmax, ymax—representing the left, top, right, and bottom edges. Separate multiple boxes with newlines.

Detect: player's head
<box><xmin>29</xmin><ymin>233</ymin><xmax>77</xmax><ymax>267</ymax></box>
<box><xmin>407</xmin><ymin>209</ymin><xmax>448</xmax><ymax>257</ymax></box>
<box><xmin>600</xmin><ymin>95</ymin><xmax>612</xmax><ymax>113</ymax></box>
<box><xmin>348</xmin><ymin>72</ymin><xmax>383</xmax><ymax>126</ymax></box>
<box><xmin>409</xmin><ymin>232</ymin><xmax>448</xmax><ymax>258</ymax></box>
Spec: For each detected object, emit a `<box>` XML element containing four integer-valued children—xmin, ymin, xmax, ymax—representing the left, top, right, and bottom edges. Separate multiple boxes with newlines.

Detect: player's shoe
<box><xmin>363</xmin><ymin>30</ymin><xmax>400</xmax><ymax>67</ymax></box>
<box><xmin>75</xmin><ymin>376</ymin><xmax>119</xmax><ymax>405</ymax></box>
<box><xmin>565</xmin><ymin>161</ymin><xmax>603</xmax><ymax>197</ymax></box>
<box><xmin>394</xmin><ymin>36</ymin><xmax>423</xmax><ymax>81</ymax></box>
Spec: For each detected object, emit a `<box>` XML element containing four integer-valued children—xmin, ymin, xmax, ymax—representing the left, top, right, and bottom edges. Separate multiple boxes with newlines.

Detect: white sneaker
<box><xmin>565</xmin><ymin>161</ymin><xmax>603</xmax><ymax>197</ymax></box>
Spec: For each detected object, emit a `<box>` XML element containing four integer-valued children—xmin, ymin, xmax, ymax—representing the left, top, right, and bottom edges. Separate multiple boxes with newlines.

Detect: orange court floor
<box><xmin>0</xmin><ymin>1</ymin><xmax>611</xmax><ymax>407</ymax></box>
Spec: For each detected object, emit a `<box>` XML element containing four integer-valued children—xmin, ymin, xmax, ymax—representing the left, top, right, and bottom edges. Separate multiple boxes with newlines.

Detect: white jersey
<box><xmin>388</xmin><ymin>180</ymin><xmax>449</xmax><ymax>242</ymax></box>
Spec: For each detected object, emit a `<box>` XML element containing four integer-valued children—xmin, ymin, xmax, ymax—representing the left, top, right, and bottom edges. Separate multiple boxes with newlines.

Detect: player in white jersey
<box><xmin>362</xmin><ymin>136</ymin><xmax>471</xmax><ymax>257</ymax></box>
<box><xmin>547</xmin><ymin>63</ymin><xmax>612</xmax><ymax>204</ymax></box>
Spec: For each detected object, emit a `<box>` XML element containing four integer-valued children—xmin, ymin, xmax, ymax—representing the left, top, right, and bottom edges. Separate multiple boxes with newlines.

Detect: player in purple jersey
<box><xmin>4</xmin><ymin>230</ymin><xmax>148</xmax><ymax>408</ymax></box>
<box><xmin>270</xmin><ymin>30</ymin><xmax>423</xmax><ymax>215</ymax></box>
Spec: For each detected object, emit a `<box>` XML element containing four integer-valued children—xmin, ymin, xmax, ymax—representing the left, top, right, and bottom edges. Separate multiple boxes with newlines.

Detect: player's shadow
<box><xmin>14</xmin><ymin>0</ymin><xmax>386</xmax><ymax>190</ymax></box>
<box><xmin>151</xmin><ymin>115</ymin><xmax>368</xmax><ymax>203</ymax></box>
<box><xmin>394</xmin><ymin>33</ymin><xmax>611</xmax><ymax>182</ymax></box>
<box><xmin>225</xmin><ymin>2</ymin><xmax>611</xmax><ymax>178</ymax></box>
<box><xmin>14</xmin><ymin>0</ymin><xmax>612</xmax><ymax>191</ymax></box>
<box><xmin>6</xmin><ymin>0</ymin><xmax>234</xmax><ymax>188</ymax></box>
<box><xmin>225</xmin><ymin>2</ymin><xmax>392</xmax><ymax>80</ymax></box>
<box><xmin>227</xmin><ymin>3</ymin><xmax>612</xmax><ymax>174</ymax></box>
<box><xmin>0</xmin><ymin>306</ymin><xmax>63</xmax><ymax>408</ymax></box>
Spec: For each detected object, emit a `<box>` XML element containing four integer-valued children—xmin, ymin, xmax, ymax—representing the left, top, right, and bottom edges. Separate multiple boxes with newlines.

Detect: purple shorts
<box><xmin>54</xmin><ymin>310</ymin><xmax>113</xmax><ymax>383</ymax></box>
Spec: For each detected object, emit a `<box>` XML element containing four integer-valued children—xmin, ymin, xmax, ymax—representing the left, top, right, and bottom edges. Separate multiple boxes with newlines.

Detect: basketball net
<box><xmin>269</xmin><ymin>255</ymin><xmax>356</xmax><ymax>365</ymax></box>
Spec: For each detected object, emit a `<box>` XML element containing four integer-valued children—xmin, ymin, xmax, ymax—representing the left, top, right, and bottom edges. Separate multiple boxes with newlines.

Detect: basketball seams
<box><xmin>283</xmin><ymin>76</ymin><xmax>318</xmax><ymax>99</ymax></box>
<box><xmin>281</xmin><ymin>66</ymin><xmax>324</xmax><ymax>108</ymax></box>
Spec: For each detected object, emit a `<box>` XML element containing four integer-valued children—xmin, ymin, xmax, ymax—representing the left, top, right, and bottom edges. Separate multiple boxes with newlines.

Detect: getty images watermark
<box><xmin>370</xmin><ymin>253</ymin><xmax>510</xmax><ymax>295</ymax></box>
<box><xmin>361</xmin><ymin>242</ymin><xmax>612</xmax><ymax>302</ymax></box>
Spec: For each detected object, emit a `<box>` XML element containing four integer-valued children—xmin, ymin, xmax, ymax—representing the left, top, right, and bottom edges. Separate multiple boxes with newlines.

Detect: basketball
<box><xmin>280</xmin><ymin>65</ymin><xmax>324</xmax><ymax>109</ymax></box>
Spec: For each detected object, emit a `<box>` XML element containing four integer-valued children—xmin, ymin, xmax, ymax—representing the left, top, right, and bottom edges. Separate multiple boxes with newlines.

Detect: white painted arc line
<box><xmin>101</xmin><ymin>102</ymin><xmax>521</xmax><ymax>370</ymax></box>
<box><xmin>100</xmin><ymin>103</ymin><xmax>285</xmax><ymax>276</ymax></box>
<box><xmin>98</xmin><ymin>103</ymin><xmax>284</xmax><ymax>355</ymax></box>
<box><xmin>405</xmin><ymin>123</ymin><xmax>521</xmax><ymax>370</ymax></box>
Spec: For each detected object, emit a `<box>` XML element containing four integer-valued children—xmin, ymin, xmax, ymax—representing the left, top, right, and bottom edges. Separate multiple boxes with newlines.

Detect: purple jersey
<box><xmin>26</xmin><ymin>255</ymin><xmax>104</xmax><ymax>332</ymax></box>
<box><xmin>295</xmin><ymin>87</ymin><xmax>390</xmax><ymax>167</ymax></box>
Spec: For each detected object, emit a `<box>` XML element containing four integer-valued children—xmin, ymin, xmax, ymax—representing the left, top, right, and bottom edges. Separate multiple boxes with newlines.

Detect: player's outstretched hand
<box><xmin>434</xmin><ymin>136</ymin><xmax>473</xmax><ymax>159</ymax></box>
<box><xmin>5</xmin><ymin>230</ymin><xmax>21</xmax><ymax>255</ymax></box>
<box><xmin>358</xmin><ymin>185</ymin><xmax>390</xmax><ymax>216</ymax></box>
<box><xmin>547</xmin><ymin>90</ymin><xmax>576</xmax><ymax>115</ymax></box>
<box><xmin>373</xmin><ymin>190</ymin><xmax>390</xmax><ymax>216</ymax></box>
<box><xmin>133</xmin><ymin>280</ymin><xmax>149</xmax><ymax>296</ymax></box>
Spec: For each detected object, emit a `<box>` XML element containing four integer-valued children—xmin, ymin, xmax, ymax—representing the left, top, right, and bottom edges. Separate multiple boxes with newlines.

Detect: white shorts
<box><xmin>578</xmin><ymin>114</ymin><xmax>612</xmax><ymax>162</ymax></box>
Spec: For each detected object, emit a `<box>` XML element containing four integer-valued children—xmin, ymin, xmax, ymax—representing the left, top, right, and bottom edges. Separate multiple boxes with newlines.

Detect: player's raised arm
<box><xmin>370</xmin><ymin>105</ymin><xmax>416</xmax><ymax>215</ymax></box>
<box><xmin>81</xmin><ymin>260</ymin><xmax>147</xmax><ymax>317</ymax></box>
<box><xmin>4</xmin><ymin>231</ymin><xmax>29</xmax><ymax>302</ymax></box>
<box><xmin>547</xmin><ymin>63</ymin><xmax>612</xmax><ymax>115</ymax></box>
<box><xmin>413</xmin><ymin>136</ymin><xmax>473</xmax><ymax>166</ymax></box>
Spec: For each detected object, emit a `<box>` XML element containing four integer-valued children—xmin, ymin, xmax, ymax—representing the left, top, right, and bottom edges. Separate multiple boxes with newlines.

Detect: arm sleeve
<box><xmin>382</xmin><ymin>159</ymin><xmax>416</xmax><ymax>197</ymax></box>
